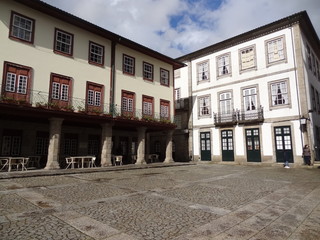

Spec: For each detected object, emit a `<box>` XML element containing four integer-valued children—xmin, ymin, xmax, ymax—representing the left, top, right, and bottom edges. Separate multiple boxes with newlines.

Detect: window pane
<box><xmin>12</xmin><ymin>14</ymin><xmax>33</xmax><ymax>42</ymax></box>
<box><xmin>61</xmin><ymin>84</ymin><xmax>69</xmax><ymax>101</ymax></box>
<box><xmin>5</xmin><ymin>73</ymin><xmax>16</xmax><ymax>92</ymax></box>
<box><xmin>52</xmin><ymin>82</ymin><xmax>60</xmax><ymax>99</ymax></box>
<box><xmin>88</xmin><ymin>90</ymin><xmax>94</xmax><ymax>105</ymax></box>
<box><xmin>17</xmin><ymin>75</ymin><xmax>27</xmax><ymax>94</ymax></box>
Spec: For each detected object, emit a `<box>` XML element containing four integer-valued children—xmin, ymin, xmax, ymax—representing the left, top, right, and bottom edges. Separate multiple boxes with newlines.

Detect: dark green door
<box><xmin>246</xmin><ymin>128</ymin><xmax>261</xmax><ymax>162</ymax></box>
<box><xmin>274</xmin><ymin>126</ymin><xmax>293</xmax><ymax>163</ymax></box>
<box><xmin>221</xmin><ymin>130</ymin><xmax>234</xmax><ymax>161</ymax></box>
<box><xmin>200</xmin><ymin>132</ymin><xmax>211</xmax><ymax>161</ymax></box>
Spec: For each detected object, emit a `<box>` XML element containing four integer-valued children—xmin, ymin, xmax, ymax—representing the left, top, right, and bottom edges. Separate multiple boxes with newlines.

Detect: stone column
<box><xmin>100</xmin><ymin>123</ymin><xmax>113</xmax><ymax>167</ymax></box>
<box><xmin>136</xmin><ymin>127</ymin><xmax>147</xmax><ymax>164</ymax></box>
<box><xmin>45</xmin><ymin>118</ymin><xmax>63</xmax><ymax>170</ymax></box>
<box><xmin>164</xmin><ymin>130</ymin><xmax>174</xmax><ymax>163</ymax></box>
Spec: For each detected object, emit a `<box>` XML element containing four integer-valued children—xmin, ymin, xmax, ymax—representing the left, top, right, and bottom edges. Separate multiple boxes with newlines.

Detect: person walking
<box><xmin>303</xmin><ymin>145</ymin><xmax>311</xmax><ymax>166</ymax></box>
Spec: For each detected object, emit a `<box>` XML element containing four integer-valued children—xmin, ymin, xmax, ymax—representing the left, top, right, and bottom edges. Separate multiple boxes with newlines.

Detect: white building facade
<box><xmin>0</xmin><ymin>0</ymin><xmax>184</xmax><ymax>169</ymax></box>
<box><xmin>176</xmin><ymin>12</ymin><xmax>320</xmax><ymax>166</ymax></box>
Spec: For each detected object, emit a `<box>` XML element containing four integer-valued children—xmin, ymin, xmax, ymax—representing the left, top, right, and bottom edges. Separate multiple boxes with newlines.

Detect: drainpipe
<box><xmin>290</xmin><ymin>27</ymin><xmax>303</xmax><ymax>143</ymax></box>
<box><xmin>109</xmin><ymin>41</ymin><xmax>116</xmax><ymax>113</ymax></box>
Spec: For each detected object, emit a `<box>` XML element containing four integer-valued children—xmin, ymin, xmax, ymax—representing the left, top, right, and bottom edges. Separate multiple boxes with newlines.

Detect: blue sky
<box><xmin>41</xmin><ymin>0</ymin><xmax>320</xmax><ymax>58</ymax></box>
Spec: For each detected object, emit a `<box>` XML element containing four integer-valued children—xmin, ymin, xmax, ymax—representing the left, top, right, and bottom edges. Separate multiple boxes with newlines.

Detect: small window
<box><xmin>87</xmin><ymin>82</ymin><xmax>103</xmax><ymax>109</ymax></box>
<box><xmin>89</xmin><ymin>41</ymin><xmax>104</xmax><ymax>66</ymax></box>
<box><xmin>219</xmin><ymin>92</ymin><xmax>232</xmax><ymax>114</ymax></box>
<box><xmin>240</xmin><ymin>46</ymin><xmax>256</xmax><ymax>71</ymax></box>
<box><xmin>121</xmin><ymin>91</ymin><xmax>135</xmax><ymax>116</ymax></box>
<box><xmin>1</xmin><ymin>130</ymin><xmax>22</xmax><ymax>156</ymax></box>
<box><xmin>217</xmin><ymin>54</ymin><xmax>231</xmax><ymax>77</ymax></box>
<box><xmin>316</xmin><ymin>60</ymin><xmax>320</xmax><ymax>81</ymax></box>
<box><xmin>266</xmin><ymin>36</ymin><xmax>286</xmax><ymax>65</ymax></box>
<box><xmin>10</xmin><ymin>12</ymin><xmax>34</xmax><ymax>43</ymax></box>
<box><xmin>142</xmin><ymin>95</ymin><xmax>153</xmax><ymax>116</ymax></box>
<box><xmin>311</xmin><ymin>86</ymin><xmax>316</xmax><ymax>111</ymax></box>
<box><xmin>2</xmin><ymin>62</ymin><xmax>31</xmax><ymax>102</ymax></box>
<box><xmin>160</xmin><ymin>100</ymin><xmax>170</xmax><ymax>120</ymax></box>
<box><xmin>243</xmin><ymin>87</ymin><xmax>257</xmax><ymax>111</ymax></box>
<box><xmin>198</xmin><ymin>95</ymin><xmax>211</xmax><ymax>117</ymax></box>
<box><xmin>315</xmin><ymin>90</ymin><xmax>320</xmax><ymax>113</ymax></box>
<box><xmin>311</xmin><ymin>53</ymin><xmax>316</xmax><ymax>75</ymax></box>
<box><xmin>143</xmin><ymin>62</ymin><xmax>153</xmax><ymax>81</ymax></box>
<box><xmin>306</xmin><ymin>45</ymin><xmax>312</xmax><ymax>70</ymax></box>
<box><xmin>175</xmin><ymin>88</ymin><xmax>181</xmax><ymax>101</ymax></box>
<box><xmin>197</xmin><ymin>61</ymin><xmax>209</xmax><ymax>82</ymax></box>
<box><xmin>123</xmin><ymin>54</ymin><xmax>135</xmax><ymax>75</ymax></box>
<box><xmin>64</xmin><ymin>134</ymin><xmax>78</xmax><ymax>156</ymax></box>
<box><xmin>269</xmin><ymin>80</ymin><xmax>290</xmax><ymax>108</ymax></box>
<box><xmin>160</xmin><ymin>68</ymin><xmax>169</xmax><ymax>86</ymax></box>
<box><xmin>50</xmin><ymin>73</ymin><xmax>72</xmax><ymax>107</ymax></box>
<box><xmin>54</xmin><ymin>28</ymin><xmax>73</xmax><ymax>56</ymax></box>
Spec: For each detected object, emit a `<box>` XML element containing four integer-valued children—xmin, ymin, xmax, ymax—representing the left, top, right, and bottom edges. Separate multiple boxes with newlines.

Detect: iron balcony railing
<box><xmin>0</xmin><ymin>86</ymin><xmax>175</xmax><ymax>124</ymax></box>
<box><xmin>237</xmin><ymin>107</ymin><xmax>264</xmax><ymax>123</ymax></box>
<box><xmin>213</xmin><ymin>110</ymin><xmax>238</xmax><ymax>126</ymax></box>
<box><xmin>214</xmin><ymin>107</ymin><xmax>264</xmax><ymax>126</ymax></box>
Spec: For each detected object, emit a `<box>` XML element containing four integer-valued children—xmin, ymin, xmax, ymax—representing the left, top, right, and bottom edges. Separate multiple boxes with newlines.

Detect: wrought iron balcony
<box><xmin>237</xmin><ymin>107</ymin><xmax>264</xmax><ymax>124</ymax></box>
<box><xmin>214</xmin><ymin>111</ymin><xmax>237</xmax><ymax>126</ymax></box>
<box><xmin>0</xmin><ymin>85</ymin><xmax>176</xmax><ymax>125</ymax></box>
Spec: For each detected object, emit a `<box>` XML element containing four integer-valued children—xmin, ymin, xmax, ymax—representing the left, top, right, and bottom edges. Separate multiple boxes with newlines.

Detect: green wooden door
<box><xmin>274</xmin><ymin>126</ymin><xmax>293</xmax><ymax>163</ymax></box>
<box><xmin>221</xmin><ymin>130</ymin><xmax>234</xmax><ymax>161</ymax></box>
<box><xmin>200</xmin><ymin>132</ymin><xmax>211</xmax><ymax>161</ymax></box>
<box><xmin>246</xmin><ymin>128</ymin><xmax>261</xmax><ymax>162</ymax></box>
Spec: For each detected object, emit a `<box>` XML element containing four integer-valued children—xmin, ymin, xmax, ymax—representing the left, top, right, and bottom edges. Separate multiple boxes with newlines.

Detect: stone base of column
<box><xmin>44</xmin><ymin>161</ymin><xmax>60</xmax><ymax>170</ymax></box>
<box><xmin>164</xmin><ymin>158</ymin><xmax>174</xmax><ymax>163</ymax></box>
<box><xmin>135</xmin><ymin>159</ymin><xmax>146</xmax><ymax>165</ymax></box>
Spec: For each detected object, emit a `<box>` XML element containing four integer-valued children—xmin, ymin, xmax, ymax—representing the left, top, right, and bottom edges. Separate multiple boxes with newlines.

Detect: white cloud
<box><xmin>42</xmin><ymin>0</ymin><xmax>320</xmax><ymax>58</ymax></box>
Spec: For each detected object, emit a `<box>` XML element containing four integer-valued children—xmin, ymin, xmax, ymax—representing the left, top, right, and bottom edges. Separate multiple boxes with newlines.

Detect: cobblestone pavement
<box><xmin>0</xmin><ymin>164</ymin><xmax>320</xmax><ymax>240</ymax></box>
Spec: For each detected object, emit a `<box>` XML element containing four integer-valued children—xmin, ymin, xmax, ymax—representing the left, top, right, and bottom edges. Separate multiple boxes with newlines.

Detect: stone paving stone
<box><xmin>54</xmin><ymin>211</ymin><xmax>120</xmax><ymax>239</ymax></box>
<box><xmin>1</xmin><ymin>164</ymin><xmax>320</xmax><ymax>240</ymax></box>
<box><xmin>8</xmin><ymin>175</ymin><xmax>81</xmax><ymax>188</ymax></box>
<box><xmin>0</xmin><ymin>193</ymin><xmax>39</xmax><ymax>215</ymax></box>
<box><xmin>35</xmin><ymin>182</ymin><xmax>133</xmax><ymax>204</ymax></box>
<box><xmin>161</xmin><ymin>184</ymin><xmax>272</xmax><ymax>211</ymax></box>
<box><xmin>77</xmin><ymin>194</ymin><xmax>218</xmax><ymax>240</ymax></box>
<box><xmin>0</xmin><ymin>215</ymin><xmax>94</xmax><ymax>240</ymax></box>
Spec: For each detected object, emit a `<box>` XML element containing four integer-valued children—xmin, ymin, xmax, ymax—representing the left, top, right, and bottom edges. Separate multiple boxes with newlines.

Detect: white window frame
<box><xmin>17</xmin><ymin>75</ymin><xmax>27</xmax><ymax>94</ymax></box>
<box><xmin>11</xmin><ymin>12</ymin><xmax>34</xmax><ymax>43</ymax></box>
<box><xmin>160</xmin><ymin>68</ymin><xmax>169</xmax><ymax>86</ymax></box>
<box><xmin>143</xmin><ymin>101</ymin><xmax>153</xmax><ymax>116</ymax></box>
<box><xmin>198</xmin><ymin>95</ymin><xmax>211</xmax><ymax>118</ymax></box>
<box><xmin>123</xmin><ymin>55</ymin><xmax>135</xmax><ymax>75</ymax></box>
<box><xmin>143</xmin><ymin>62</ymin><xmax>153</xmax><ymax>81</ymax></box>
<box><xmin>217</xmin><ymin>53</ymin><xmax>231</xmax><ymax>77</ymax></box>
<box><xmin>266</xmin><ymin>36</ymin><xmax>286</xmax><ymax>65</ymax></box>
<box><xmin>269</xmin><ymin>79</ymin><xmax>291</xmax><ymax>109</ymax></box>
<box><xmin>89</xmin><ymin>42</ymin><xmax>104</xmax><ymax>65</ymax></box>
<box><xmin>87</xmin><ymin>90</ymin><xmax>101</xmax><ymax>106</ymax></box>
<box><xmin>55</xmin><ymin>29</ymin><xmax>73</xmax><ymax>55</ymax></box>
<box><xmin>219</xmin><ymin>92</ymin><xmax>232</xmax><ymax>114</ymax></box>
<box><xmin>243</xmin><ymin>87</ymin><xmax>257</xmax><ymax>112</ymax></box>
<box><xmin>5</xmin><ymin>73</ymin><xmax>16</xmax><ymax>92</ymax></box>
<box><xmin>122</xmin><ymin>97</ymin><xmax>133</xmax><ymax>112</ymax></box>
<box><xmin>197</xmin><ymin>61</ymin><xmax>209</xmax><ymax>83</ymax></box>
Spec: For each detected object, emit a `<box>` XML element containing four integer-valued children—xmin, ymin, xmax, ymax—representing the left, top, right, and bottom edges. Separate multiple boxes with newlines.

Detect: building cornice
<box><xmin>12</xmin><ymin>0</ymin><xmax>185</xmax><ymax>69</ymax></box>
<box><xmin>176</xmin><ymin>11</ymin><xmax>320</xmax><ymax>62</ymax></box>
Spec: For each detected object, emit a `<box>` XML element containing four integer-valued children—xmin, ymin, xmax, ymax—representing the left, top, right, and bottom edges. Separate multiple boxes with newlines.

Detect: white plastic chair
<box><xmin>89</xmin><ymin>156</ymin><xmax>96</xmax><ymax>168</ymax></box>
<box><xmin>65</xmin><ymin>157</ymin><xmax>77</xmax><ymax>169</ymax></box>
<box><xmin>114</xmin><ymin>155</ymin><xmax>123</xmax><ymax>166</ymax></box>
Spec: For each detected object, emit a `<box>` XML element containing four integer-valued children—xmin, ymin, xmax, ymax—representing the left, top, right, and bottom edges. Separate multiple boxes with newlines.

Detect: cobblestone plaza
<box><xmin>0</xmin><ymin>164</ymin><xmax>320</xmax><ymax>240</ymax></box>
